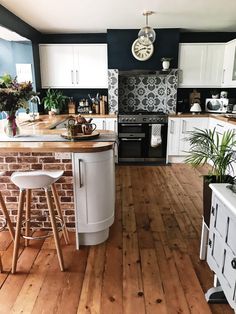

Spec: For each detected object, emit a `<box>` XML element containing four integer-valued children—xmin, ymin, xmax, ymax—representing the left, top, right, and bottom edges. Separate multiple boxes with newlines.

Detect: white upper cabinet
<box><xmin>222</xmin><ymin>39</ymin><xmax>236</xmax><ymax>87</ymax></box>
<box><xmin>39</xmin><ymin>44</ymin><xmax>108</xmax><ymax>89</ymax></box>
<box><xmin>178</xmin><ymin>43</ymin><xmax>225</xmax><ymax>88</ymax></box>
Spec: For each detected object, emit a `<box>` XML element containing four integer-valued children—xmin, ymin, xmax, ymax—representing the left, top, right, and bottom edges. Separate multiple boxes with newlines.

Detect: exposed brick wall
<box><xmin>0</xmin><ymin>152</ymin><xmax>76</xmax><ymax>231</ymax></box>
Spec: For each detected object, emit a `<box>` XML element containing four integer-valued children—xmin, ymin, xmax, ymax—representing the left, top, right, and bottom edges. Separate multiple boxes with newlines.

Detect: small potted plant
<box><xmin>43</xmin><ymin>89</ymin><xmax>68</xmax><ymax>115</ymax></box>
<box><xmin>210</xmin><ymin>90</ymin><xmax>219</xmax><ymax>99</ymax></box>
<box><xmin>161</xmin><ymin>57</ymin><xmax>172</xmax><ymax>70</ymax></box>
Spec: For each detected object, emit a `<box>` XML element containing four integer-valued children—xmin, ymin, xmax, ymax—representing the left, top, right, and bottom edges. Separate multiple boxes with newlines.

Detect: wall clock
<box><xmin>131</xmin><ymin>38</ymin><xmax>154</xmax><ymax>61</ymax></box>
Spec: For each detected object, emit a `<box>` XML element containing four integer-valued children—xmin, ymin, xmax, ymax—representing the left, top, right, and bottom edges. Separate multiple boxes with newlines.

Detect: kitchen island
<box><xmin>0</xmin><ymin>114</ymin><xmax>116</xmax><ymax>247</ymax></box>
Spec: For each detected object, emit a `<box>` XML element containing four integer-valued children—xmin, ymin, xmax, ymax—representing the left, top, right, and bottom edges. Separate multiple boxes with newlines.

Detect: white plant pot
<box><xmin>162</xmin><ymin>60</ymin><xmax>170</xmax><ymax>70</ymax></box>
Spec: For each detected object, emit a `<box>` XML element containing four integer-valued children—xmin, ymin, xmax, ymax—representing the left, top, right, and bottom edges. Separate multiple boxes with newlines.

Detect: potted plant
<box><xmin>43</xmin><ymin>89</ymin><xmax>68</xmax><ymax>115</ymax></box>
<box><xmin>185</xmin><ymin>127</ymin><xmax>236</xmax><ymax>226</ymax></box>
<box><xmin>210</xmin><ymin>90</ymin><xmax>219</xmax><ymax>99</ymax></box>
<box><xmin>161</xmin><ymin>57</ymin><xmax>172</xmax><ymax>70</ymax></box>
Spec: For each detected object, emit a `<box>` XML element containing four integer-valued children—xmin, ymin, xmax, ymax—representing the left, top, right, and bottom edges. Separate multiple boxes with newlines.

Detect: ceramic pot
<box><xmin>162</xmin><ymin>60</ymin><xmax>170</xmax><ymax>70</ymax></box>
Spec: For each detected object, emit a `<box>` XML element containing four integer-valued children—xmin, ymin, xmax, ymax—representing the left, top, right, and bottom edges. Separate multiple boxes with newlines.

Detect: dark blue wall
<box><xmin>0</xmin><ymin>38</ymin><xmax>14</xmax><ymax>75</ymax></box>
<box><xmin>107</xmin><ymin>29</ymin><xmax>180</xmax><ymax>70</ymax></box>
<box><xmin>0</xmin><ymin>39</ymin><xmax>35</xmax><ymax>88</ymax></box>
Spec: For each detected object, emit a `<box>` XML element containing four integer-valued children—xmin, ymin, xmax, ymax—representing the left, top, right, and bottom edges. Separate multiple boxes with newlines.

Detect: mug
<box><xmin>82</xmin><ymin>123</ymin><xmax>96</xmax><ymax>135</ymax></box>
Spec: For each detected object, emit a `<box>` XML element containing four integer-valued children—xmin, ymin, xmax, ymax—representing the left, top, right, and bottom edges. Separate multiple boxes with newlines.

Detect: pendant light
<box><xmin>138</xmin><ymin>11</ymin><xmax>156</xmax><ymax>46</ymax></box>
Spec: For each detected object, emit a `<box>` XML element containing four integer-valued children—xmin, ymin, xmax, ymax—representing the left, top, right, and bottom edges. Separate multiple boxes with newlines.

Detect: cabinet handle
<box><xmin>114</xmin><ymin>120</ymin><xmax>117</xmax><ymax>131</ymax></box>
<box><xmin>78</xmin><ymin>159</ymin><xmax>83</xmax><ymax>188</ymax></box>
<box><xmin>182</xmin><ymin>120</ymin><xmax>187</xmax><ymax>134</ymax></box>
<box><xmin>76</xmin><ymin>70</ymin><xmax>79</xmax><ymax>85</ymax></box>
<box><xmin>231</xmin><ymin>258</ymin><xmax>236</xmax><ymax>269</ymax></box>
<box><xmin>222</xmin><ymin>69</ymin><xmax>225</xmax><ymax>84</ymax></box>
<box><xmin>103</xmin><ymin>120</ymin><xmax>106</xmax><ymax>130</ymax></box>
<box><xmin>71</xmin><ymin>70</ymin><xmax>74</xmax><ymax>85</ymax></box>
<box><xmin>170</xmin><ymin>120</ymin><xmax>174</xmax><ymax>134</ymax></box>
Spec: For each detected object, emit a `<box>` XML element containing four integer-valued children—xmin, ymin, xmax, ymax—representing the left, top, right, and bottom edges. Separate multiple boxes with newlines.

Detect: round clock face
<box><xmin>131</xmin><ymin>38</ymin><xmax>154</xmax><ymax>61</ymax></box>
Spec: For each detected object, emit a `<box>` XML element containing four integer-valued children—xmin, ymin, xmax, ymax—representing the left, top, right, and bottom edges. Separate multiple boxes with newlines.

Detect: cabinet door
<box><xmin>74</xmin><ymin>44</ymin><xmax>108</xmax><ymax>88</ymax></box>
<box><xmin>179</xmin><ymin>118</ymin><xmax>208</xmax><ymax>155</ymax></box>
<box><xmin>39</xmin><ymin>45</ymin><xmax>75</xmax><ymax>88</ymax></box>
<box><xmin>105</xmin><ymin>118</ymin><xmax>117</xmax><ymax>133</ymax></box>
<box><xmin>204</xmin><ymin>44</ymin><xmax>225</xmax><ymax>87</ymax></box>
<box><xmin>72</xmin><ymin>151</ymin><xmax>115</xmax><ymax>233</ymax></box>
<box><xmin>92</xmin><ymin>118</ymin><xmax>106</xmax><ymax>130</ymax></box>
<box><xmin>222</xmin><ymin>39</ymin><xmax>236</xmax><ymax>87</ymax></box>
<box><xmin>178</xmin><ymin>44</ymin><xmax>207</xmax><ymax>87</ymax></box>
<box><xmin>167</xmin><ymin>118</ymin><xmax>180</xmax><ymax>156</ymax></box>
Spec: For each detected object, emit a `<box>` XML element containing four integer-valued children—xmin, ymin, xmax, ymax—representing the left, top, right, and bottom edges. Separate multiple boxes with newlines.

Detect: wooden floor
<box><xmin>0</xmin><ymin>164</ymin><xmax>233</xmax><ymax>314</ymax></box>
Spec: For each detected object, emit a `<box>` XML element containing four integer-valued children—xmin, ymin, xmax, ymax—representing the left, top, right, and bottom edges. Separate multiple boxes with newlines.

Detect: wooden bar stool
<box><xmin>11</xmin><ymin>170</ymin><xmax>70</xmax><ymax>274</ymax></box>
<box><xmin>0</xmin><ymin>172</ymin><xmax>15</xmax><ymax>272</ymax></box>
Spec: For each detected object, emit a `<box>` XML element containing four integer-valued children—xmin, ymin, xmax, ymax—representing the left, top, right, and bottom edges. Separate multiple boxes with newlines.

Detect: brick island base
<box><xmin>0</xmin><ymin>150</ymin><xmax>115</xmax><ymax>247</ymax></box>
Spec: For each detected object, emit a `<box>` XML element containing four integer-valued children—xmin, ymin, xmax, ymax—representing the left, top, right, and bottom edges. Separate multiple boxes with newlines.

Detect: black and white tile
<box><xmin>118</xmin><ymin>69</ymin><xmax>178</xmax><ymax>113</ymax></box>
<box><xmin>108</xmin><ymin>69</ymin><xmax>118</xmax><ymax>113</ymax></box>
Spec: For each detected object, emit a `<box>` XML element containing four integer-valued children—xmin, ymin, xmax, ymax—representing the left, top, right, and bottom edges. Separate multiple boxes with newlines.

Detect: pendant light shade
<box><xmin>138</xmin><ymin>11</ymin><xmax>156</xmax><ymax>46</ymax></box>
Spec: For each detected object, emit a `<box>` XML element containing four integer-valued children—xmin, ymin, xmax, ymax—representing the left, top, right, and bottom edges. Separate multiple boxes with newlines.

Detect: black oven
<box><xmin>118</xmin><ymin>113</ymin><xmax>168</xmax><ymax>164</ymax></box>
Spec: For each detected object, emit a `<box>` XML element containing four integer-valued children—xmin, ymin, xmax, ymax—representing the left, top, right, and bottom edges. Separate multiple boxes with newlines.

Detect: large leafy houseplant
<box><xmin>43</xmin><ymin>89</ymin><xmax>68</xmax><ymax>114</ymax></box>
<box><xmin>185</xmin><ymin>127</ymin><xmax>236</xmax><ymax>226</ymax></box>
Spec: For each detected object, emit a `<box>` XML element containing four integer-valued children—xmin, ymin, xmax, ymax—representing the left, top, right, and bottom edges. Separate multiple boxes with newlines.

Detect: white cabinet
<box><xmin>222</xmin><ymin>39</ymin><xmax>236</xmax><ymax>87</ymax></box>
<box><xmin>92</xmin><ymin>117</ymin><xmax>117</xmax><ymax>132</ymax></box>
<box><xmin>167</xmin><ymin>117</ymin><xmax>208</xmax><ymax>161</ymax></box>
<box><xmin>39</xmin><ymin>44</ymin><xmax>108</xmax><ymax>89</ymax></box>
<box><xmin>72</xmin><ymin>150</ymin><xmax>115</xmax><ymax>246</ymax></box>
<box><xmin>167</xmin><ymin>118</ymin><xmax>181</xmax><ymax>156</ymax></box>
<box><xmin>179</xmin><ymin>117</ymin><xmax>208</xmax><ymax>155</ymax></box>
<box><xmin>206</xmin><ymin>184</ymin><xmax>236</xmax><ymax>311</ymax></box>
<box><xmin>178</xmin><ymin>43</ymin><xmax>225</xmax><ymax>88</ymax></box>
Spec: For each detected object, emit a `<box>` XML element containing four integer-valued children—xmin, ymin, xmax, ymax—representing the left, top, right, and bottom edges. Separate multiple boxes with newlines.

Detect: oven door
<box><xmin>118</xmin><ymin>134</ymin><xmax>145</xmax><ymax>162</ymax></box>
<box><xmin>144</xmin><ymin>124</ymin><xmax>167</xmax><ymax>162</ymax></box>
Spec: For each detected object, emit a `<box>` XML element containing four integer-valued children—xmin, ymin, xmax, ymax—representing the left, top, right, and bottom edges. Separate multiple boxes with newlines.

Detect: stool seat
<box><xmin>11</xmin><ymin>170</ymin><xmax>63</xmax><ymax>189</ymax></box>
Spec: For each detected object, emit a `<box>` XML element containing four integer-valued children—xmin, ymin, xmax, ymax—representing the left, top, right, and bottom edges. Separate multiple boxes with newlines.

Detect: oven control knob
<box><xmin>129</xmin><ymin>118</ymin><xmax>132</xmax><ymax>121</ymax></box>
<box><xmin>133</xmin><ymin>118</ymin><xmax>136</xmax><ymax>121</ymax></box>
<box><xmin>149</xmin><ymin>118</ymin><xmax>153</xmax><ymax>121</ymax></box>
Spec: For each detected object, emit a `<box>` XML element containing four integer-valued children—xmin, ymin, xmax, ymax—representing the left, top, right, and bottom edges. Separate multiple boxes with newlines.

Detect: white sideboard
<box><xmin>205</xmin><ymin>183</ymin><xmax>236</xmax><ymax>310</ymax></box>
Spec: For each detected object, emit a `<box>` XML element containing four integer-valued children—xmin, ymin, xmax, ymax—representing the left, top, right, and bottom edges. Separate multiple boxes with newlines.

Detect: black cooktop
<box><xmin>119</xmin><ymin>110</ymin><xmax>167</xmax><ymax>115</ymax></box>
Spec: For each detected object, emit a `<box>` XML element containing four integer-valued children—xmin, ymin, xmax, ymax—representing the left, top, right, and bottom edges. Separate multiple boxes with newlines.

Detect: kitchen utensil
<box><xmin>82</xmin><ymin>123</ymin><xmax>97</xmax><ymax>135</ymax></box>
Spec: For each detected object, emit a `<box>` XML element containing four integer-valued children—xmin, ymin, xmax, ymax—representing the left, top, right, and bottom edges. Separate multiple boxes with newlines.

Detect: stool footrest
<box><xmin>22</xmin><ymin>216</ymin><xmax>65</xmax><ymax>240</ymax></box>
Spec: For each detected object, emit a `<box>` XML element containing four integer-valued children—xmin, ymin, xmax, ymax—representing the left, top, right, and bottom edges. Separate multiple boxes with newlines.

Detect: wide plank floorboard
<box><xmin>0</xmin><ymin>164</ymin><xmax>233</xmax><ymax>313</ymax></box>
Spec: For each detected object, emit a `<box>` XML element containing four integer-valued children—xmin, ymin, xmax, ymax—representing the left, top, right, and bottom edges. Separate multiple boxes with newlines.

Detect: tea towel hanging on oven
<box><xmin>151</xmin><ymin>124</ymin><xmax>162</xmax><ymax>147</ymax></box>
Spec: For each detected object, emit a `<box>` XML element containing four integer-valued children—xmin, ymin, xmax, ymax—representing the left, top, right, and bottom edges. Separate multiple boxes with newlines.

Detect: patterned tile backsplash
<box><xmin>108</xmin><ymin>69</ymin><xmax>119</xmax><ymax>113</ymax></box>
<box><xmin>118</xmin><ymin>69</ymin><xmax>178</xmax><ymax>114</ymax></box>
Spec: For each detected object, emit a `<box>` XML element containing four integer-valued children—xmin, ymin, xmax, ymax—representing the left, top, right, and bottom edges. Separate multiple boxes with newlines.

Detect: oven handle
<box><xmin>120</xmin><ymin>138</ymin><xmax>142</xmax><ymax>141</ymax></box>
<box><xmin>120</xmin><ymin>123</ymin><xmax>142</xmax><ymax>126</ymax></box>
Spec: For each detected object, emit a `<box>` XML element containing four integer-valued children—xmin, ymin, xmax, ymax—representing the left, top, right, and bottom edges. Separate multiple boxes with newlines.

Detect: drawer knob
<box><xmin>231</xmin><ymin>258</ymin><xmax>236</xmax><ymax>269</ymax></box>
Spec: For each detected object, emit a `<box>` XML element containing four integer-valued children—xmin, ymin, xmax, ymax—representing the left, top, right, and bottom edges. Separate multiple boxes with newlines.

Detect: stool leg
<box><xmin>45</xmin><ymin>187</ymin><xmax>65</xmax><ymax>271</ymax></box>
<box><xmin>0</xmin><ymin>255</ymin><xmax>3</xmax><ymax>273</ymax></box>
<box><xmin>12</xmin><ymin>189</ymin><xmax>25</xmax><ymax>274</ymax></box>
<box><xmin>25</xmin><ymin>189</ymin><xmax>31</xmax><ymax>247</ymax></box>
<box><xmin>0</xmin><ymin>192</ymin><xmax>15</xmax><ymax>241</ymax></box>
<box><xmin>51</xmin><ymin>183</ymin><xmax>70</xmax><ymax>245</ymax></box>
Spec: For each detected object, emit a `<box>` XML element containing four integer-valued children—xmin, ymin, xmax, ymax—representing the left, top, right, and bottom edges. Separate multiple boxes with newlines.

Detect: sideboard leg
<box><xmin>205</xmin><ymin>286</ymin><xmax>228</xmax><ymax>304</ymax></box>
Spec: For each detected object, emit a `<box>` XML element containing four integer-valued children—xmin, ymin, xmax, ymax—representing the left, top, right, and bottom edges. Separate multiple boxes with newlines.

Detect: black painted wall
<box><xmin>180</xmin><ymin>32</ymin><xmax>236</xmax><ymax>43</ymax></box>
<box><xmin>107</xmin><ymin>29</ymin><xmax>180</xmax><ymax>70</ymax></box>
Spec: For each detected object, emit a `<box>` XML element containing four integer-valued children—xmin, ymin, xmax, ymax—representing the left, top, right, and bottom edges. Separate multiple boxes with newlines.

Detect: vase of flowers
<box><xmin>0</xmin><ymin>74</ymin><xmax>37</xmax><ymax>137</ymax></box>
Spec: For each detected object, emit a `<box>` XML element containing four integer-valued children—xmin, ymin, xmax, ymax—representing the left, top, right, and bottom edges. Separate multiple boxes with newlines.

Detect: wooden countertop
<box><xmin>169</xmin><ymin>113</ymin><xmax>236</xmax><ymax>126</ymax></box>
<box><xmin>0</xmin><ymin>114</ymin><xmax>115</xmax><ymax>153</ymax></box>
